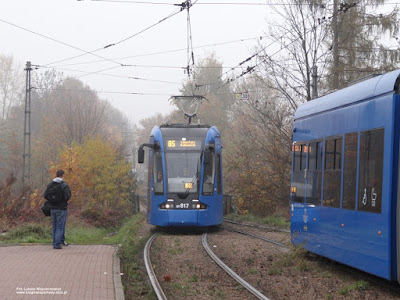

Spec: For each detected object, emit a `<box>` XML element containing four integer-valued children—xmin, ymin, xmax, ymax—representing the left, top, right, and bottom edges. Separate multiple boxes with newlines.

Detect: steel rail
<box><xmin>224</xmin><ymin>226</ymin><xmax>289</xmax><ymax>249</ymax></box>
<box><xmin>223</xmin><ymin>218</ymin><xmax>290</xmax><ymax>233</ymax></box>
<box><xmin>144</xmin><ymin>233</ymin><xmax>167</xmax><ymax>300</ymax></box>
<box><xmin>202</xmin><ymin>233</ymin><xmax>270</xmax><ymax>300</ymax></box>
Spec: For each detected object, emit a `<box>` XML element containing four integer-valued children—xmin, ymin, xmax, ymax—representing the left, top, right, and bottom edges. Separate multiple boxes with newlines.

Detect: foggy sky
<box><xmin>1</xmin><ymin>0</ymin><xmax>270</xmax><ymax>125</ymax></box>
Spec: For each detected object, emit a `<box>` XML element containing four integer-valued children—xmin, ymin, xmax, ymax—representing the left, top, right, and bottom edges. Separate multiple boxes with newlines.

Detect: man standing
<box><xmin>44</xmin><ymin>169</ymin><xmax>71</xmax><ymax>249</ymax></box>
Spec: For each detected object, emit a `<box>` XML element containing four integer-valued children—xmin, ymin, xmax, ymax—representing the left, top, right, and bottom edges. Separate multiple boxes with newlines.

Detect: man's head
<box><xmin>56</xmin><ymin>169</ymin><xmax>65</xmax><ymax>178</ymax></box>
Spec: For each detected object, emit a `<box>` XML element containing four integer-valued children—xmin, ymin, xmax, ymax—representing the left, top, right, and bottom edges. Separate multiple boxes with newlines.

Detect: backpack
<box><xmin>45</xmin><ymin>182</ymin><xmax>63</xmax><ymax>203</ymax></box>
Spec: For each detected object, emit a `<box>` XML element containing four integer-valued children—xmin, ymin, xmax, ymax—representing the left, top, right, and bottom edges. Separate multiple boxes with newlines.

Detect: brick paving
<box><xmin>0</xmin><ymin>245</ymin><xmax>121</xmax><ymax>300</ymax></box>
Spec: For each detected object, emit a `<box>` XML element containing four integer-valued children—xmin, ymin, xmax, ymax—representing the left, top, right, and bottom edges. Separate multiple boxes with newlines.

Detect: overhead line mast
<box><xmin>22</xmin><ymin>61</ymin><xmax>32</xmax><ymax>190</ymax></box>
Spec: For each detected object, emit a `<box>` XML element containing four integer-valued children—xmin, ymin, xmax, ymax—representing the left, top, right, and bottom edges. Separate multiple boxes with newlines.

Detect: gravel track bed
<box><xmin>223</xmin><ymin>223</ymin><xmax>291</xmax><ymax>247</ymax></box>
<box><xmin>208</xmin><ymin>230</ymin><xmax>400</xmax><ymax>300</ymax></box>
<box><xmin>150</xmin><ymin>232</ymin><xmax>254</xmax><ymax>299</ymax></box>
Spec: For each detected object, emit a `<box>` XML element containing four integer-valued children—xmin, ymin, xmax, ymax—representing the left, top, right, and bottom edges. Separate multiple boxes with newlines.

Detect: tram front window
<box><xmin>166</xmin><ymin>152</ymin><xmax>200</xmax><ymax>193</ymax></box>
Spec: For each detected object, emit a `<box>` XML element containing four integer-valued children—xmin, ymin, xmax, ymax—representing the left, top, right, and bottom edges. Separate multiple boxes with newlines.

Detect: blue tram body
<box><xmin>139</xmin><ymin>124</ymin><xmax>223</xmax><ymax>227</ymax></box>
<box><xmin>291</xmin><ymin>70</ymin><xmax>400</xmax><ymax>282</ymax></box>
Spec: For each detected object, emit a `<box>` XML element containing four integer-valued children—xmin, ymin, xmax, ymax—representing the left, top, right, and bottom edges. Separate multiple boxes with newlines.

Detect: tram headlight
<box><xmin>160</xmin><ymin>202</ymin><xmax>174</xmax><ymax>209</ymax></box>
<box><xmin>192</xmin><ymin>201</ymin><xmax>207</xmax><ymax>209</ymax></box>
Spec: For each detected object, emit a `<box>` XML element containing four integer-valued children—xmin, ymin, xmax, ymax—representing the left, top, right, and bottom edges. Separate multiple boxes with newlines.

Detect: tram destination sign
<box><xmin>166</xmin><ymin>139</ymin><xmax>202</xmax><ymax>150</ymax></box>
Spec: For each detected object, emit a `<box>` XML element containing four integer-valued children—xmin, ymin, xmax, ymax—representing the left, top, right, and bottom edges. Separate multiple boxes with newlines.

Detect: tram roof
<box><xmin>294</xmin><ymin>69</ymin><xmax>400</xmax><ymax>120</ymax></box>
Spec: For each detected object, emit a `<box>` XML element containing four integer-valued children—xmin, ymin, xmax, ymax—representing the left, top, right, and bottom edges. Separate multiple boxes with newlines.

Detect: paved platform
<box><xmin>0</xmin><ymin>245</ymin><xmax>124</xmax><ymax>300</ymax></box>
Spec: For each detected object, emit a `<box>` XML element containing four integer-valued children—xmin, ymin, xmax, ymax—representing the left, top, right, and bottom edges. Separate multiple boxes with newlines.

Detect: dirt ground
<box><xmin>129</xmin><ymin>217</ymin><xmax>400</xmax><ymax>300</ymax></box>
<box><xmin>151</xmin><ymin>232</ymin><xmax>252</xmax><ymax>299</ymax></box>
<box><xmin>209</xmin><ymin>223</ymin><xmax>400</xmax><ymax>300</ymax></box>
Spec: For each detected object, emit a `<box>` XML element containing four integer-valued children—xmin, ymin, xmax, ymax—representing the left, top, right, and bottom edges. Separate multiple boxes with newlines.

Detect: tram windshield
<box><xmin>165</xmin><ymin>151</ymin><xmax>201</xmax><ymax>193</ymax></box>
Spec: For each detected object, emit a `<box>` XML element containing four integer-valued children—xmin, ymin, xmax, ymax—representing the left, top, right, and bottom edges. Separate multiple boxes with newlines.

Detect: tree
<box><xmin>260</xmin><ymin>0</ymin><xmax>329</xmax><ymax>105</ymax></box>
<box><xmin>50</xmin><ymin>136</ymin><xmax>136</xmax><ymax>215</ymax></box>
<box><xmin>178</xmin><ymin>54</ymin><xmax>234</xmax><ymax>133</ymax></box>
<box><xmin>226</xmin><ymin>75</ymin><xmax>293</xmax><ymax>216</ymax></box>
<box><xmin>328</xmin><ymin>1</ymin><xmax>400</xmax><ymax>89</ymax></box>
<box><xmin>48</xmin><ymin>78</ymin><xmax>108</xmax><ymax>146</ymax></box>
<box><xmin>0</xmin><ymin>55</ymin><xmax>24</xmax><ymax>120</ymax></box>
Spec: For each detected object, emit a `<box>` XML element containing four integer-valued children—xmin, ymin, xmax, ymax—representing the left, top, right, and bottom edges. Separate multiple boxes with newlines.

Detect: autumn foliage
<box><xmin>49</xmin><ymin>136</ymin><xmax>136</xmax><ymax>227</ymax></box>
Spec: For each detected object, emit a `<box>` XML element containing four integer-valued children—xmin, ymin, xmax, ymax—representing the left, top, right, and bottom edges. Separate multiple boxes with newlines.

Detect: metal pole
<box><xmin>332</xmin><ymin>0</ymin><xmax>339</xmax><ymax>90</ymax></box>
<box><xmin>22</xmin><ymin>61</ymin><xmax>32</xmax><ymax>190</ymax></box>
<box><xmin>312</xmin><ymin>65</ymin><xmax>318</xmax><ymax>99</ymax></box>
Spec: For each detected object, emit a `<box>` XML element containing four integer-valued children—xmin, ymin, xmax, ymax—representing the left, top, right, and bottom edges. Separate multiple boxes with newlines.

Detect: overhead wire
<box><xmin>88</xmin><ymin>0</ymin><xmax>175</xmax><ymax>5</ymax></box>
<box><xmin>37</xmin><ymin>65</ymin><xmax>182</xmax><ymax>84</ymax></box>
<box><xmin>49</xmin><ymin>34</ymin><xmax>269</xmax><ymax>68</ymax></box>
<box><xmin>43</xmin><ymin>6</ymin><xmax>183</xmax><ymax>67</ymax></box>
<box><xmin>186</xmin><ymin>0</ymin><xmax>195</xmax><ymax>77</ymax></box>
<box><xmin>203</xmin><ymin>0</ymin><xmax>361</xmax><ymax>97</ymax></box>
<box><xmin>33</xmin><ymin>87</ymin><xmax>173</xmax><ymax>97</ymax></box>
<box><xmin>84</xmin><ymin>1</ymin><xmax>392</xmax><ymax>6</ymax></box>
<box><xmin>0</xmin><ymin>17</ymin><xmax>125</xmax><ymax>67</ymax></box>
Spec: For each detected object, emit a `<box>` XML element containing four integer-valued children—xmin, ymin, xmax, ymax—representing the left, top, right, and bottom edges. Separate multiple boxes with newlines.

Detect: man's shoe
<box><xmin>62</xmin><ymin>241</ymin><xmax>68</xmax><ymax>246</ymax></box>
<box><xmin>53</xmin><ymin>246</ymin><xmax>62</xmax><ymax>249</ymax></box>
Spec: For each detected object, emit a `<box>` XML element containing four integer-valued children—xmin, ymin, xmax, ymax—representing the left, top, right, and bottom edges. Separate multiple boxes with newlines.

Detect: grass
<box><xmin>0</xmin><ymin>223</ymin><xmax>52</xmax><ymax>244</ymax></box>
<box><xmin>248</xmin><ymin>268</ymin><xmax>258</xmax><ymax>275</ymax></box>
<box><xmin>269</xmin><ymin>246</ymin><xmax>314</xmax><ymax>276</ymax></box>
<box><xmin>339</xmin><ymin>280</ymin><xmax>370</xmax><ymax>296</ymax></box>
<box><xmin>0</xmin><ymin>215</ymin><xmax>136</xmax><ymax>245</ymax></box>
<box><xmin>325</xmin><ymin>293</ymin><xmax>334</xmax><ymax>299</ymax></box>
<box><xmin>268</xmin><ymin>267</ymin><xmax>283</xmax><ymax>275</ymax></box>
<box><xmin>225</xmin><ymin>213</ymin><xmax>290</xmax><ymax>229</ymax></box>
<box><xmin>189</xmin><ymin>274</ymin><xmax>198</xmax><ymax>282</ymax></box>
<box><xmin>118</xmin><ymin>214</ymin><xmax>157</xmax><ymax>299</ymax></box>
<box><xmin>208</xmin><ymin>284</ymin><xmax>226</xmax><ymax>299</ymax></box>
<box><xmin>1</xmin><ymin>214</ymin><xmax>155</xmax><ymax>299</ymax></box>
<box><xmin>171</xmin><ymin>283</ymin><xmax>191</xmax><ymax>296</ymax></box>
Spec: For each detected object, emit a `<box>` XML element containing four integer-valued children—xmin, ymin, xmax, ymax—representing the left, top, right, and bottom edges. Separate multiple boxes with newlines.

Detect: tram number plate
<box><xmin>176</xmin><ymin>203</ymin><xmax>190</xmax><ymax>209</ymax></box>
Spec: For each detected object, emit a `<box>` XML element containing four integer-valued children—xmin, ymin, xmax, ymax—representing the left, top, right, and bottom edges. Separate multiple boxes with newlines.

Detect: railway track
<box><xmin>144</xmin><ymin>232</ymin><xmax>271</xmax><ymax>300</ymax></box>
<box><xmin>143</xmin><ymin>233</ymin><xmax>167</xmax><ymax>300</ymax></box>
<box><xmin>224</xmin><ymin>219</ymin><xmax>400</xmax><ymax>296</ymax></box>
<box><xmin>223</xmin><ymin>226</ymin><xmax>289</xmax><ymax>249</ymax></box>
<box><xmin>202</xmin><ymin>233</ymin><xmax>270</xmax><ymax>300</ymax></box>
<box><xmin>223</xmin><ymin>218</ymin><xmax>290</xmax><ymax>233</ymax></box>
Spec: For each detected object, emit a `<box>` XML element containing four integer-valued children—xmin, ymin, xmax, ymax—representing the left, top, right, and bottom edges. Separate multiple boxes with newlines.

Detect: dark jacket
<box><xmin>44</xmin><ymin>178</ymin><xmax>71</xmax><ymax>210</ymax></box>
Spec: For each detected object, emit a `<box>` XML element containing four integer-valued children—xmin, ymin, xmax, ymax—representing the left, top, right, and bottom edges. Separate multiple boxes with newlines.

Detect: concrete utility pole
<box><xmin>312</xmin><ymin>65</ymin><xmax>318</xmax><ymax>99</ymax></box>
<box><xmin>22</xmin><ymin>61</ymin><xmax>32</xmax><ymax>189</ymax></box>
<box><xmin>332</xmin><ymin>0</ymin><xmax>339</xmax><ymax>90</ymax></box>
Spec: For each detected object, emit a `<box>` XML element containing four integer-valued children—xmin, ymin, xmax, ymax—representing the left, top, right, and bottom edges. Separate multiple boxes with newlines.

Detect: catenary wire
<box><xmin>0</xmin><ymin>17</ymin><xmax>125</xmax><ymax>67</ymax></box>
<box><xmin>83</xmin><ymin>1</ymin><xmax>400</xmax><ymax>6</ymax></box>
<box><xmin>33</xmin><ymin>87</ymin><xmax>173</xmax><ymax>96</ymax></box>
<box><xmin>36</xmin><ymin>65</ymin><xmax>182</xmax><ymax>84</ymax></box>
<box><xmin>49</xmin><ymin>34</ymin><xmax>269</xmax><ymax>68</ymax></box>
<box><xmin>203</xmin><ymin>0</ymin><xmax>361</xmax><ymax>96</ymax></box>
<box><xmin>44</xmin><ymin>7</ymin><xmax>183</xmax><ymax>67</ymax></box>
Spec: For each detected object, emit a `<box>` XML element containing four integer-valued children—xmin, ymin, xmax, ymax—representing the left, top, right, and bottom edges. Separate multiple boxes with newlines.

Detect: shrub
<box><xmin>81</xmin><ymin>208</ymin><xmax>127</xmax><ymax>228</ymax></box>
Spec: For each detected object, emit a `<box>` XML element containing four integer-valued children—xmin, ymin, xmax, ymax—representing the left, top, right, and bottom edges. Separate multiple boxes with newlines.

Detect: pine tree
<box><xmin>328</xmin><ymin>1</ymin><xmax>399</xmax><ymax>89</ymax></box>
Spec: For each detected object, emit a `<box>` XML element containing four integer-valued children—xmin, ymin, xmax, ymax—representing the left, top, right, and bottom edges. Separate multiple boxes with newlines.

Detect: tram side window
<box><xmin>216</xmin><ymin>153</ymin><xmax>222</xmax><ymax>194</ymax></box>
<box><xmin>291</xmin><ymin>143</ymin><xmax>306</xmax><ymax>203</ymax></box>
<box><xmin>153</xmin><ymin>149</ymin><xmax>164</xmax><ymax>194</ymax></box>
<box><xmin>203</xmin><ymin>148</ymin><xmax>215</xmax><ymax>195</ymax></box>
<box><xmin>358</xmin><ymin>128</ymin><xmax>384</xmax><ymax>213</ymax></box>
<box><xmin>306</xmin><ymin>141</ymin><xmax>322</xmax><ymax>205</ymax></box>
<box><xmin>293</xmin><ymin>144</ymin><xmax>301</xmax><ymax>171</ymax></box>
<box><xmin>308</xmin><ymin>142</ymin><xmax>316</xmax><ymax>170</ymax></box>
<box><xmin>323</xmin><ymin>137</ymin><xmax>342</xmax><ymax>208</ymax></box>
<box><xmin>301</xmin><ymin>145</ymin><xmax>307</xmax><ymax>170</ymax></box>
<box><xmin>342</xmin><ymin>132</ymin><xmax>358</xmax><ymax>210</ymax></box>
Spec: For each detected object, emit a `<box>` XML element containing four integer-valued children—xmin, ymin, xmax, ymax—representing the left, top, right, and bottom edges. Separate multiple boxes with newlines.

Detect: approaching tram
<box><xmin>138</xmin><ymin>123</ymin><xmax>223</xmax><ymax>227</ymax></box>
<box><xmin>290</xmin><ymin>69</ymin><xmax>400</xmax><ymax>282</ymax></box>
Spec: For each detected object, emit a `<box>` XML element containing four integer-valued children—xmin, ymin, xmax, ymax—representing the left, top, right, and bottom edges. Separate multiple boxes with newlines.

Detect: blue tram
<box><xmin>138</xmin><ymin>124</ymin><xmax>223</xmax><ymax>227</ymax></box>
<box><xmin>291</xmin><ymin>69</ymin><xmax>400</xmax><ymax>282</ymax></box>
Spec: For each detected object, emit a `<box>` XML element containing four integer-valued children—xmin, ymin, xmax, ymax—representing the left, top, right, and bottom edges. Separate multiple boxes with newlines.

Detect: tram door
<box><xmin>291</xmin><ymin>143</ymin><xmax>307</xmax><ymax>204</ymax></box>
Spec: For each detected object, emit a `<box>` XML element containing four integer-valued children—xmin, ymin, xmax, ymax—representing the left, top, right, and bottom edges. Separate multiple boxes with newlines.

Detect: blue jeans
<box><xmin>51</xmin><ymin>209</ymin><xmax>67</xmax><ymax>248</ymax></box>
